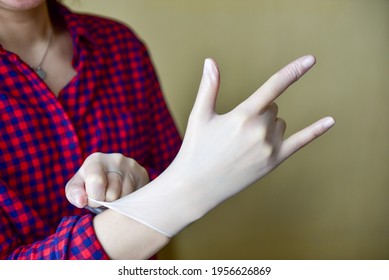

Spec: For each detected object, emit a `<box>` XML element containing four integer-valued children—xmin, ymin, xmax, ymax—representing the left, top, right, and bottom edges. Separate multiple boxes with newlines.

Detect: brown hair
<box><xmin>47</xmin><ymin>0</ymin><xmax>66</xmax><ymax>30</ymax></box>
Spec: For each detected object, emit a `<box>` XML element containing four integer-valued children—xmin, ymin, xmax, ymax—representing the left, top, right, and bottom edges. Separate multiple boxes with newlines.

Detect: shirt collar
<box><xmin>57</xmin><ymin>3</ymin><xmax>99</xmax><ymax>46</ymax></box>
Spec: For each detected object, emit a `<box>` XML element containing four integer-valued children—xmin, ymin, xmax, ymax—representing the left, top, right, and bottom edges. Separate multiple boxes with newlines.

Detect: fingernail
<box><xmin>301</xmin><ymin>55</ymin><xmax>316</xmax><ymax>68</ymax></box>
<box><xmin>204</xmin><ymin>58</ymin><xmax>219</xmax><ymax>83</ymax></box>
<box><xmin>323</xmin><ymin>116</ymin><xmax>335</xmax><ymax>128</ymax></box>
<box><xmin>204</xmin><ymin>58</ymin><xmax>211</xmax><ymax>74</ymax></box>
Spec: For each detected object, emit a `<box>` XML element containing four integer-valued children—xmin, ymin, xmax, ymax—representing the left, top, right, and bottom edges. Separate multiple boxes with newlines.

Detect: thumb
<box><xmin>65</xmin><ymin>172</ymin><xmax>88</xmax><ymax>208</ymax></box>
<box><xmin>191</xmin><ymin>58</ymin><xmax>220</xmax><ymax>118</ymax></box>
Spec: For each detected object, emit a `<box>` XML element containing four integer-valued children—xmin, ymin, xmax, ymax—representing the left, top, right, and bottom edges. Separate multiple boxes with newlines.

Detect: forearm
<box><xmin>93</xmin><ymin>209</ymin><xmax>170</xmax><ymax>260</ymax></box>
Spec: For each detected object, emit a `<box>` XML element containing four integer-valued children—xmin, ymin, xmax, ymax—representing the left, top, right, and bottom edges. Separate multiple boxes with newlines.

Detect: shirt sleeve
<box><xmin>12</xmin><ymin>215</ymin><xmax>108</xmax><ymax>260</ymax></box>
<box><xmin>3</xmin><ymin>215</ymin><xmax>109</xmax><ymax>260</ymax></box>
<box><xmin>0</xmin><ymin>183</ymin><xmax>109</xmax><ymax>260</ymax></box>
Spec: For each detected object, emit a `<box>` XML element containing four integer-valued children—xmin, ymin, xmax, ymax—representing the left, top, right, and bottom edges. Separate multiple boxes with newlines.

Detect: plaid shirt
<box><xmin>0</xmin><ymin>4</ymin><xmax>181</xmax><ymax>259</ymax></box>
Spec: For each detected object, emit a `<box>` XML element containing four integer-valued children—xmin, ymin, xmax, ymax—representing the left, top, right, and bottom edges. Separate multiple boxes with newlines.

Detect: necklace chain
<box><xmin>32</xmin><ymin>30</ymin><xmax>53</xmax><ymax>80</ymax></box>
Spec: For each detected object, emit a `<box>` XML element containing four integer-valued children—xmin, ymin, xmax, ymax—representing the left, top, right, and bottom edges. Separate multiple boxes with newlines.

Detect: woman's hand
<box><xmin>175</xmin><ymin>56</ymin><xmax>334</xmax><ymax>199</ymax></box>
<box><xmin>65</xmin><ymin>152</ymin><xmax>149</xmax><ymax>209</ymax></box>
<box><xmin>91</xmin><ymin>55</ymin><xmax>335</xmax><ymax>237</ymax></box>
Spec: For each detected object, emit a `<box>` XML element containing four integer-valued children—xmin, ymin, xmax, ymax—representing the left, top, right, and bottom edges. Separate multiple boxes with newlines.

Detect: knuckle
<box><xmin>141</xmin><ymin>167</ymin><xmax>150</xmax><ymax>182</ymax></box>
<box><xmin>128</xmin><ymin>157</ymin><xmax>137</xmax><ymax>166</ymax></box>
<box><xmin>266</xmin><ymin>103</ymin><xmax>278</xmax><ymax>118</ymax></box>
<box><xmin>278</xmin><ymin>117</ymin><xmax>286</xmax><ymax>125</ymax></box>
<box><xmin>253</xmin><ymin>125</ymin><xmax>267</xmax><ymax>141</ymax></box>
<box><xmin>290</xmin><ymin>138</ymin><xmax>301</xmax><ymax>152</ymax></box>
<box><xmin>87</xmin><ymin>152</ymin><xmax>103</xmax><ymax>160</ymax></box>
<box><xmin>132</xmin><ymin>160</ymin><xmax>149</xmax><ymax>183</ymax></box>
<box><xmin>277</xmin><ymin>117</ymin><xmax>286</xmax><ymax>130</ymax></box>
<box><xmin>311</xmin><ymin>125</ymin><xmax>324</xmax><ymax>139</ymax></box>
<box><xmin>85</xmin><ymin>173</ymin><xmax>106</xmax><ymax>187</ymax></box>
<box><xmin>125</xmin><ymin>157</ymin><xmax>149</xmax><ymax>184</ymax></box>
<box><xmin>109</xmin><ymin>152</ymin><xmax>125</xmax><ymax>165</ymax></box>
<box><xmin>227</xmin><ymin>110</ymin><xmax>250</xmax><ymax>128</ymax></box>
<box><xmin>262</xmin><ymin>143</ymin><xmax>274</xmax><ymax>158</ymax></box>
<box><xmin>84</xmin><ymin>152</ymin><xmax>103</xmax><ymax>165</ymax></box>
<box><xmin>280</xmin><ymin>62</ymin><xmax>304</xmax><ymax>82</ymax></box>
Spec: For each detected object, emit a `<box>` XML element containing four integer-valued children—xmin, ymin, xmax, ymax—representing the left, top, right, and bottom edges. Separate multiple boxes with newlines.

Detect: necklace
<box><xmin>32</xmin><ymin>30</ymin><xmax>53</xmax><ymax>80</ymax></box>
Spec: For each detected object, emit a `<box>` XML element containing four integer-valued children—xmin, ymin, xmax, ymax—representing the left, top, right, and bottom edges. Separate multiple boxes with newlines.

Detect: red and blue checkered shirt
<box><xmin>0</xmin><ymin>4</ymin><xmax>181</xmax><ymax>259</ymax></box>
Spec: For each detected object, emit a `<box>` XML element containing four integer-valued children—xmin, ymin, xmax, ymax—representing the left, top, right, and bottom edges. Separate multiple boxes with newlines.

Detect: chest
<box><xmin>0</xmin><ymin>50</ymin><xmax>152</xmax><ymax>218</ymax></box>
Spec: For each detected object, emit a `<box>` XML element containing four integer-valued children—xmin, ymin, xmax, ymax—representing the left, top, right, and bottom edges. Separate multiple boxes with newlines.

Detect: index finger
<box><xmin>238</xmin><ymin>55</ymin><xmax>316</xmax><ymax>114</ymax></box>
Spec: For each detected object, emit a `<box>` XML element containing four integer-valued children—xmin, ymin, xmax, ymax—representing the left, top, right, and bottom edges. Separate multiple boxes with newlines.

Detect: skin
<box><xmin>0</xmin><ymin>1</ymin><xmax>165</xmax><ymax>259</ymax></box>
<box><xmin>0</xmin><ymin>0</ymin><xmax>334</xmax><ymax>259</ymax></box>
<box><xmin>65</xmin><ymin>153</ymin><xmax>149</xmax><ymax>208</ymax></box>
<box><xmin>0</xmin><ymin>0</ymin><xmax>76</xmax><ymax>95</ymax></box>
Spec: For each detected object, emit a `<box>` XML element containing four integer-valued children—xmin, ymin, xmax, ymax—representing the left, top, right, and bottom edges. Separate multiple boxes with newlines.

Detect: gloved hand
<box><xmin>65</xmin><ymin>152</ymin><xmax>149</xmax><ymax>211</ymax></box>
<box><xmin>90</xmin><ymin>56</ymin><xmax>335</xmax><ymax>237</ymax></box>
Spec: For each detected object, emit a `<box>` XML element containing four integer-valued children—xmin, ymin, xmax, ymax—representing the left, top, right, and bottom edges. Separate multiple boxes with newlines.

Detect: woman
<box><xmin>0</xmin><ymin>0</ymin><xmax>334</xmax><ymax>259</ymax></box>
<box><xmin>0</xmin><ymin>0</ymin><xmax>181</xmax><ymax>259</ymax></box>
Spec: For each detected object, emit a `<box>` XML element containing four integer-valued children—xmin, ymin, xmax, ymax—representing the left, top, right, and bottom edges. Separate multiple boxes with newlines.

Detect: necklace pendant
<box><xmin>34</xmin><ymin>67</ymin><xmax>47</xmax><ymax>80</ymax></box>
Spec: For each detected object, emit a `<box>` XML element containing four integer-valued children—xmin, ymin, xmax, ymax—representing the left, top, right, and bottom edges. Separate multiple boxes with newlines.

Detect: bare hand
<box><xmin>65</xmin><ymin>153</ymin><xmax>149</xmax><ymax>209</ymax></box>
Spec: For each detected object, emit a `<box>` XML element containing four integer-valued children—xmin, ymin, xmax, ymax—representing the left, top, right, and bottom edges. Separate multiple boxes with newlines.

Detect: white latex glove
<box><xmin>90</xmin><ymin>56</ymin><xmax>335</xmax><ymax>237</ymax></box>
<box><xmin>65</xmin><ymin>152</ymin><xmax>149</xmax><ymax>212</ymax></box>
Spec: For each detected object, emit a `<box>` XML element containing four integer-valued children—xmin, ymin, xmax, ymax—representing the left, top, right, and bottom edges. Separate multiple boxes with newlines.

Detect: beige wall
<box><xmin>63</xmin><ymin>0</ymin><xmax>389</xmax><ymax>259</ymax></box>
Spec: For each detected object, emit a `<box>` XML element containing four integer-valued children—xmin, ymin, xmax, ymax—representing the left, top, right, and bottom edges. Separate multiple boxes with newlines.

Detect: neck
<box><xmin>0</xmin><ymin>2</ymin><xmax>53</xmax><ymax>51</ymax></box>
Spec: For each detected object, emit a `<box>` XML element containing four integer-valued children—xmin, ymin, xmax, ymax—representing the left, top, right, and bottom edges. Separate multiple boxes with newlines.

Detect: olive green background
<box><xmin>64</xmin><ymin>0</ymin><xmax>389</xmax><ymax>259</ymax></box>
